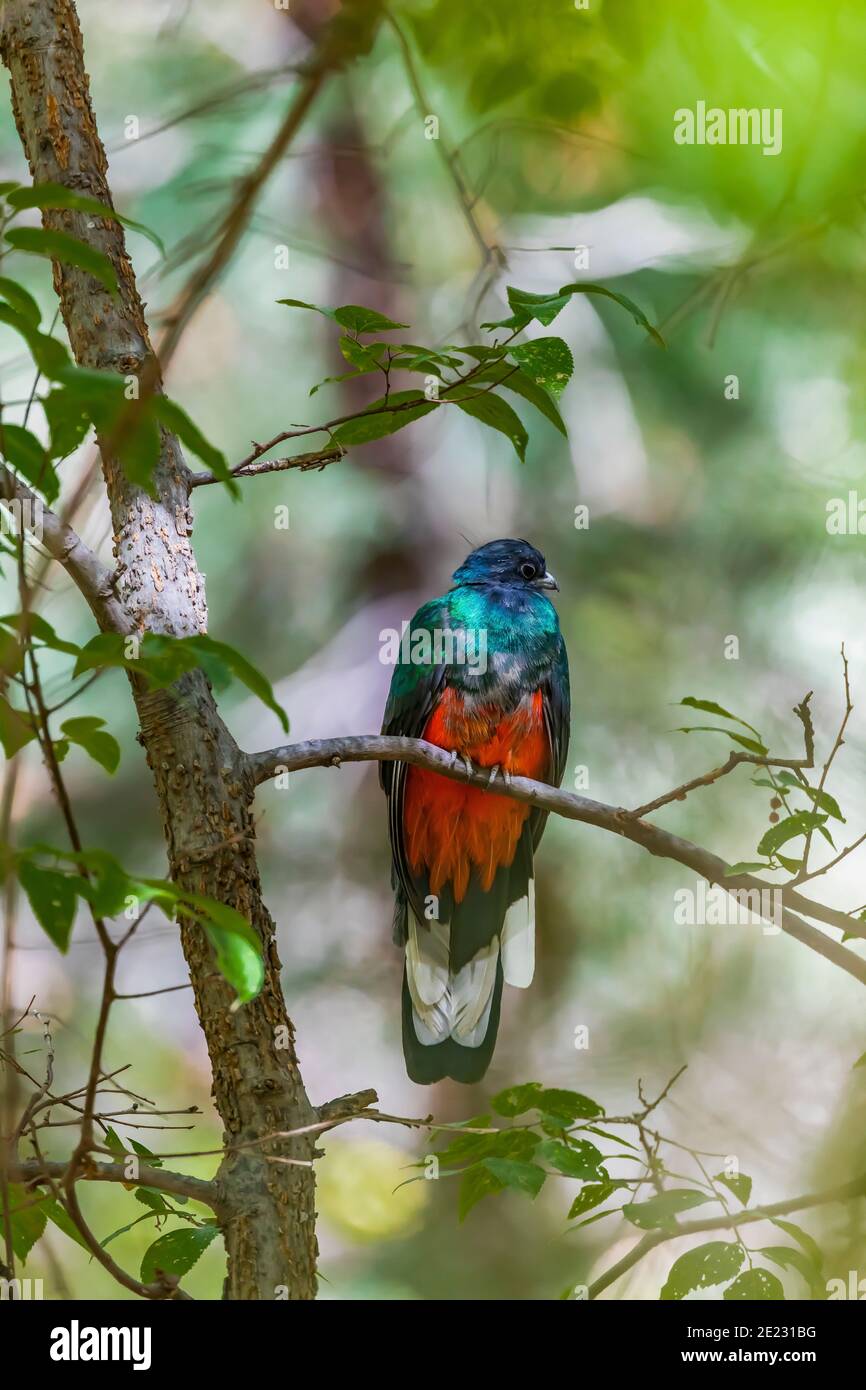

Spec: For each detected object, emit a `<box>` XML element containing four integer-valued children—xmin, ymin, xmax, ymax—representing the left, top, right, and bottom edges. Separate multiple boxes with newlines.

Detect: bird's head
<box><xmin>451</xmin><ymin>538</ymin><xmax>559</xmax><ymax>593</ymax></box>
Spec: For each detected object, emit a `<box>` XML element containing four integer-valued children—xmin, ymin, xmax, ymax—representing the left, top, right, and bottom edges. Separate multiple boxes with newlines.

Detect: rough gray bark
<box><xmin>0</xmin><ymin>0</ymin><xmax>322</xmax><ymax>1299</ymax></box>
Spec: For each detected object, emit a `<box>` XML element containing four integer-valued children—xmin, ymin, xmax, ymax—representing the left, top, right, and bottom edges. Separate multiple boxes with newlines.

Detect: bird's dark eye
<box><xmin>520</xmin><ymin>562</ymin><xmax>536</xmax><ymax>580</ymax></box>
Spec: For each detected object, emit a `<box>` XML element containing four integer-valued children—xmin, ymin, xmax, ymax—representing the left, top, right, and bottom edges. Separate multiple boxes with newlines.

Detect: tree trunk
<box><xmin>0</xmin><ymin>0</ymin><xmax>319</xmax><ymax>1299</ymax></box>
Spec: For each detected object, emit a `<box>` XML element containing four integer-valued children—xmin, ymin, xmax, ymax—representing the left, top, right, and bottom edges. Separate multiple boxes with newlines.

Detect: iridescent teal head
<box><xmin>451</xmin><ymin>538</ymin><xmax>559</xmax><ymax>594</ymax></box>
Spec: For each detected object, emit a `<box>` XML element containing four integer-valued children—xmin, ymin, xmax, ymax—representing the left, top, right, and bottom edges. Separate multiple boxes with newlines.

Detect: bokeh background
<box><xmin>2</xmin><ymin>0</ymin><xmax>865</xmax><ymax>1298</ymax></box>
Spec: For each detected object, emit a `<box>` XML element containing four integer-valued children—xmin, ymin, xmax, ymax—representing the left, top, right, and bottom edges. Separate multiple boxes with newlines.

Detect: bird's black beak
<box><xmin>534</xmin><ymin>571</ymin><xmax>559</xmax><ymax>592</ymax></box>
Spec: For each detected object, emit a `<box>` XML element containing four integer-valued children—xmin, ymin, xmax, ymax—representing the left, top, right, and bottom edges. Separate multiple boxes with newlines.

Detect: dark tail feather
<box><xmin>401</xmin><ymin>960</ymin><xmax>503</xmax><ymax>1085</ymax></box>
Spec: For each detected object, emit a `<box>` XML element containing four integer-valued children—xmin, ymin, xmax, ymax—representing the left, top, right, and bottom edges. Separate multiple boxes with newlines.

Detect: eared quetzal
<box><xmin>381</xmin><ymin>539</ymin><xmax>570</xmax><ymax>1084</ymax></box>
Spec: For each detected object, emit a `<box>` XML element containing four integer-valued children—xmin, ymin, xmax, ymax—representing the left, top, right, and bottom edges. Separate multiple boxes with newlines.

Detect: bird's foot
<box><xmin>449</xmin><ymin>750</ymin><xmax>475</xmax><ymax>779</ymax></box>
<box><xmin>486</xmin><ymin>764</ymin><xmax>512</xmax><ymax>788</ymax></box>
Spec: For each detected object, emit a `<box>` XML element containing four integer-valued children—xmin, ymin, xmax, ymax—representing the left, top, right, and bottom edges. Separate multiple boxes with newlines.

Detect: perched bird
<box><xmin>380</xmin><ymin>538</ymin><xmax>570</xmax><ymax>1084</ymax></box>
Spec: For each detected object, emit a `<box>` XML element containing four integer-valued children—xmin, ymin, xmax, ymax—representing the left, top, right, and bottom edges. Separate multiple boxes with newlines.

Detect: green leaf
<box><xmin>73</xmin><ymin>631</ymin><xmax>289</xmax><ymax>733</ymax></box>
<box><xmin>757</xmin><ymin>811</ymin><xmax>828</xmax><ymax>858</ymax></box>
<box><xmin>536</xmin><ymin>1088</ymin><xmax>604</xmax><ymax>1124</ymax></box>
<box><xmin>536</xmin><ymin>1137</ymin><xmax>605</xmax><ymax>1179</ymax></box>
<box><xmin>5</xmin><ymin>226</ymin><xmax>118</xmax><ymax>294</ymax></box>
<box><xmin>332</xmin><ymin>390</ymin><xmax>435</xmax><ymax>447</ymax></box>
<box><xmin>454</xmin><ymin>389</ymin><xmax>528</xmax><ymax>462</ymax></box>
<box><xmin>714</xmin><ymin>1172</ymin><xmax>752</xmax><ymax>1205</ymax></box>
<box><xmin>0</xmin><ymin>1184</ymin><xmax>47</xmax><ymax>1262</ymax></box>
<box><xmin>0</xmin><ymin>423</ymin><xmax>56</xmax><ymax>502</ymax></box>
<box><xmin>40</xmin><ymin>1196</ymin><xmax>90</xmax><ymax>1251</ymax></box>
<box><xmin>660</xmin><ymin>1241</ymin><xmax>744</xmax><ymax>1300</ymax></box>
<box><xmin>482</xmin><ymin>1157</ymin><xmax>546</xmax><ymax>1199</ymax></box>
<box><xmin>277</xmin><ymin>298</ymin><xmax>407</xmax><ymax>334</ymax></box>
<box><xmin>140</xmin><ymin>1224</ymin><xmax>220</xmax><ymax>1284</ymax></box>
<box><xmin>675</xmin><ymin>726</ymin><xmax>769</xmax><ymax>755</ymax></box>
<box><xmin>5</xmin><ymin>182</ymin><xmax>165</xmax><ymax>256</ymax></box>
<box><xmin>490</xmin><ymin>1082</ymin><xmax>544</xmax><ymax>1117</ymax></box>
<box><xmin>0</xmin><ymin>695</ymin><xmax>37</xmax><ymax>757</ymax></box>
<box><xmin>0</xmin><ymin>275</ymin><xmax>41</xmax><ymax>323</ymax></box>
<box><xmin>43</xmin><ymin>385</ymin><xmax>93</xmax><ymax>457</ymax></box>
<box><xmin>333</xmin><ymin>305</ymin><xmax>409</xmax><ymax>334</ymax></box>
<box><xmin>18</xmin><ymin>859</ymin><xmax>78</xmax><ymax>951</ymax></box>
<box><xmin>567</xmin><ymin>1180</ymin><xmax>621</xmax><ymax>1220</ymax></box>
<box><xmin>184</xmin><ymin>894</ymin><xmax>264</xmax><ymax>1004</ymax></box>
<box><xmin>724</xmin><ymin>862</ymin><xmax>771</xmax><ymax>876</ymax></box>
<box><xmin>678</xmin><ymin>696</ymin><xmax>760</xmax><ymax>734</ymax></box>
<box><xmin>0</xmin><ymin>301</ymin><xmax>71</xmax><ymax>378</ymax></box>
<box><xmin>135</xmin><ymin>1187</ymin><xmax>171</xmax><ymax>1214</ymax></box>
<box><xmin>508</xmin><ymin>336</ymin><xmax>574</xmax><ymax>397</ymax></box>
<box><xmin>458</xmin><ymin>1163</ymin><xmax>503</xmax><ymax>1220</ymax></box>
<box><xmin>60</xmin><ymin>716</ymin><xmax>121</xmax><ymax>774</ymax></box>
<box><xmin>559</xmin><ymin>282</ymin><xmax>665</xmax><ymax>347</ymax></box>
<box><xmin>152</xmin><ymin>397</ymin><xmax>237</xmax><ymax>494</ymax></box>
<box><xmin>472</xmin><ymin>363</ymin><xmax>567</xmax><ymax>436</ymax></box>
<box><xmin>0</xmin><ymin>612</ymin><xmax>80</xmax><ymax>657</ymax></box>
<box><xmin>623</xmin><ymin>1189</ymin><xmax>712</xmax><ymax>1230</ymax></box>
<box><xmin>724</xmin><ymin>1267</ymin><xmax>785</xmax><ymax>1300</ymax></box>
<box><xmin>759</xmin><ymin>1245</ymin><xmax>825</xmax><ymax>1298</ymax></box>
<box><xmin>770</xmin><ymin>1218</ymin><xmax>823</xmax><ymax>1267</ymax></box>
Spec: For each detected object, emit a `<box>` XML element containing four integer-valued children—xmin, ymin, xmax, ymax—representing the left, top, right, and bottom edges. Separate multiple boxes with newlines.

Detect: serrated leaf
<box><xmin>40</xmin><ymin>1196</ymin><xmax>89</xmax><ymax>1251</ymax></box>
<box><xmin>508</xmin><ymin>336</ymin><xmax>574</xmax><ymax>397</ymax></box>
<box><xmin>5</xmin><ymin>226</ymin><xmax>118</xmax><ymax>294</ymax></box>
<box><xmin>140</xmin><ymin>1224</ymin><xmax>220</xmax><ymax>1284</ymax></box>
<box><xmin>724</xmin><ymin>1267</ymin><xmax>785</xmax><ymax>1300</ymax></box>
<box><xmin>660</xmin><ymin>1241</ymin><xmax>744</xmax><ymax>1300</ymax></box>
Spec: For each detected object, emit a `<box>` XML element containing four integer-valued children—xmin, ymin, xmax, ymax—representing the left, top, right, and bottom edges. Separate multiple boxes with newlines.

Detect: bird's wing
<box><xmin>380</xmin><ymin>597</ymin><xmax>448</xmax><ymax>924</ymax></box>
<box><xmin>532</xmin><ymin>628</ymin><xmax>571</xmax><ymax>848</ymax></box>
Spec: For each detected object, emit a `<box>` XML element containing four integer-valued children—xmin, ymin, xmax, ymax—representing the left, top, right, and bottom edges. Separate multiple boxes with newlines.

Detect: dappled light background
<box><xmin>2</xmin><ymin>0</ymin><xmax>865</xmax><ymax>1298</ymax></box>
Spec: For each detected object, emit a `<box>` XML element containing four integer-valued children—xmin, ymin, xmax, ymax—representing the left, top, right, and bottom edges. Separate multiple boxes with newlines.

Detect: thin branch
<box><xmin>0</xmin><ymin>468</ymin><xmax>129</xmax><ymax>633</ymax></box>
<box><xmin>587</xmin><ymin>1172</ymin><xmax>866</xmax><ymax>1300</ymax></box>
<box><xmin>188</xmin><ymin>445</ymin><xmax>345</xmax><ymax>489</ymax></box>
<box><xmin>12</xmin><ymin>1157</ymin><xmax>219</xmax><ymax>1212</ymax></box>
<box><xmin>245</xmin><ymin>734</ymin><xmax>866</xmax><ymax>983</ymax></box>
<box><xmin>623</xmin><ymin>694</ymin><xmax>814</xmax><ymax>822</ymax></box>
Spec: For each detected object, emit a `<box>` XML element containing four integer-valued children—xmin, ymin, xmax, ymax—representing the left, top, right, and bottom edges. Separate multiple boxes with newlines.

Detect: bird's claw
<box><xmin>486</xmin><ymin>764</ymin><xmax>512</xmax><ymax>788</ymax></box>
<box><xmin>449</xmin><ymin>750</ymin><xmax>474</xmax><ymax>779</ymax></box>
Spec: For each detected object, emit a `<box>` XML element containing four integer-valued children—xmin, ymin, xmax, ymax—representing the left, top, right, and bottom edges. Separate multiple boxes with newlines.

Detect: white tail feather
<box><xmin>406</xmin><ymin>916</ymin><xmax>500</xmax><ymax>1050</ymax></box>
<box><xmin>500</xmin><ymin>878</ymin><xmax>535</xmax><ymax>988</ymax></box>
